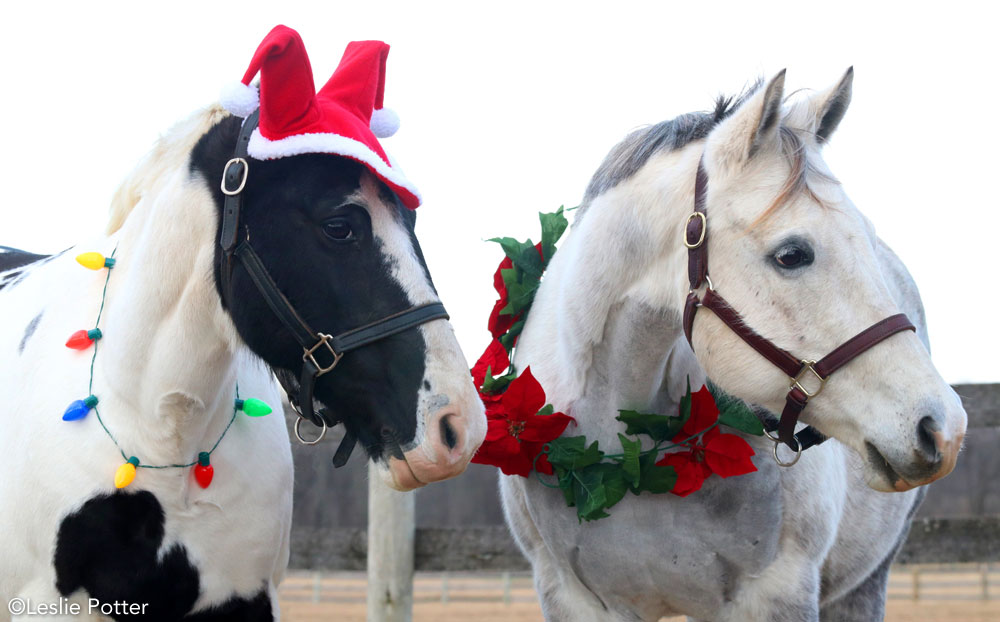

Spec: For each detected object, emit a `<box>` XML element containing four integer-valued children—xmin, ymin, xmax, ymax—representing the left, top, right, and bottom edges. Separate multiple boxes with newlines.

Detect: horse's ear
<box><xmin>785</xmin><ymin>67</ymin><xmax>854</xmax><ymax>144</ymax></box>
<box><xmin>814</xmin><ymin>67</ymin><xmax>853</xmax><ymax>143</ymax></box>
<box><xmin>707</xmin><ymin>70</ymin><xmax>786</xmax><ymax>168</ymax></box>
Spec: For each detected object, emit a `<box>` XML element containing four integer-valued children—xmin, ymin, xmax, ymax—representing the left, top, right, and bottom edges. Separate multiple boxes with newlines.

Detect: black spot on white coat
<box><xmin>19</xmin><ymin>311</ymin><xmax>42</xmax><ymax>354</ymax></box>
<box><xmin>54</xmin><ymin>491</ymin><xmax>272</xmax><ymax>621</ymax></box>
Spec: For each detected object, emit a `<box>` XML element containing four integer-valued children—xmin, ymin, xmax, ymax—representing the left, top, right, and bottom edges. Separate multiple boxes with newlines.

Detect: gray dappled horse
<box><xmin>501</xmin><ymin>69</ymin><xmax>967</xmax><ymax>621</ymax></box>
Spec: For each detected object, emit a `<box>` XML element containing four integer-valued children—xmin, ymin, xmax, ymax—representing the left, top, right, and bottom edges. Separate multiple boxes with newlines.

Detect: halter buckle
<box><xmin>303</xmin><ymin>333</ymin><xmax>343</xmax><ymax>376</ymax></box>
<box><xmin>683</xmin><ymin>212</ymin><xmax>707</xmax><ymax>249</ymax></box>
<box><xmin>221</xmin><ymin>158</ymin><xmax>249</xmax><ymax>196</ymax></box>
<box><xmin>790</xmin><ymin>360</ymin><xmax>826</xmax><ymax>398</ymax></box>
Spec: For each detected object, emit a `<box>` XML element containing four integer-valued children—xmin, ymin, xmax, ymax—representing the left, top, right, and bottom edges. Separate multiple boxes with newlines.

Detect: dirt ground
<box><xmin>278</xmin><ymin>565</ymin><xmax>1000</xmax><ymax>621</ymax></box>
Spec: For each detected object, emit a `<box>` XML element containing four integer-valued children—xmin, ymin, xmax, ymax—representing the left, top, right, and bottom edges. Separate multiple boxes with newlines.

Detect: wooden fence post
<box><xmin>367</xmin><ymin>463</ymin><xmax>415</xmax><ymax>622</ymax></box>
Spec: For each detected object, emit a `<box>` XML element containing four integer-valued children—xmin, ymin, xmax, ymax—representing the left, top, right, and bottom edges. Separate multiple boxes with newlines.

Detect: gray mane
<box><xmin>579</xmin><ymin>81</ymin><xmax>763</xmax><ymax>217</ymax></box>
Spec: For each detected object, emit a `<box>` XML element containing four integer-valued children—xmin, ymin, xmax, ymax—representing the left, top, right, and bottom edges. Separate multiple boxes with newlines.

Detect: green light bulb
<box><xmin>236</xmin><ymin>398</ymin><xmax>272</xmax><ymax>417</ymax></box>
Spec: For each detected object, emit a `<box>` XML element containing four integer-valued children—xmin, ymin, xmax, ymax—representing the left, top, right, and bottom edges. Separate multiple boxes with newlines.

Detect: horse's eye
<box><xmin>323</xmin><ymin>219</ymin><xmax>355</xmax><ymax>242</ymax></box>
<box><xmin>773</xmin><ymin>243</ymin><xmax>813</xmax><ymax>269</ymax></box>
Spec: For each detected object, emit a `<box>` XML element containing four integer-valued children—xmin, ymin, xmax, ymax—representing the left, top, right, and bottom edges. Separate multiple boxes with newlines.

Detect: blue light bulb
<box><xmin>63</xmin><ymin>395</ymin><xmax>98</xmax><ymax>421</ymax></box>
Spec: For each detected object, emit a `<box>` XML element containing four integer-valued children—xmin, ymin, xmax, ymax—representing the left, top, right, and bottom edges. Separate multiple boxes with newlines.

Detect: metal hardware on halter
<box><xmin>772</xmin><ymin>438</ymin><xmax>802</xmax><ymax>467</ymax></box>
<box><xmin>303</xmin><ymin>333</ymin><xmax>343</xmax><ymax>376</ymax></box>
<box><xmin>683</xmin><ymin>212</ymin><xmax>707</xmax><ymax>249</ymax></box>
<box><xmin>790</xmin><ymin>360</ymin><xmax>826</xmax><ymax>398</ymax></box>
<box><xmin>763</xmin><ymin>426</ymin><xmax>801</xmax><ymax>465</ymax></box>
<box><xmin>221</xmin><ymin>158</ymin><xmax>249</xmax><ymax>196</ymax></box>
<box><xmin>294</xmin><ymin>416</ymin><xmax>327</xmax><ymax>445</ymax></box>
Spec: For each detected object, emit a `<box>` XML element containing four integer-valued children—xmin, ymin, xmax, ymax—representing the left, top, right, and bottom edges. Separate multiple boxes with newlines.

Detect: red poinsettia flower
<box><xmin>487</xmin><ymin>243</ymin><xmax>543</xmax><ymax>339</ymax></box>
<box><xmin>472</xmin><ymin>366</ymin><xmax>573</xmax><ymax>477</ymax></box>
<box><xmin>673</xmin><ymin>384</ymin><xmax>719</xmax><ymax>441</ymax></box>
<box><xmin>471</xmin><ymin>339</ymin><xmax>510</xmax><ymax>389</ymax></box>
<box><xmin>657</xmin><ymin>426</ymin><xmax>757</xmax><ymax>497</ymax></box>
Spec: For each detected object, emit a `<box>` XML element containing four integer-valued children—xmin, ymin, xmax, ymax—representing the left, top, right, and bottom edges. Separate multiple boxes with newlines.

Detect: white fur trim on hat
<box><xmin>369</xmin><ymin>108</ymin><xmax>400</xmax><ymax>138</ymax></box>
<box><xmin>220</xmin><ymin>81</ymin><xmax>260</xmax><ymax>118</ymax></box>
<box><xmin>247</xmin><ymin>129</ymin><xmax>421</xmax><ymax>204</ymax></box>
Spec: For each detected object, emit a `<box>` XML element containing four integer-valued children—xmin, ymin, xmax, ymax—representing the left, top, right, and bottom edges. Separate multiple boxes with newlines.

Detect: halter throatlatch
<box><xmin>220</xmin><ymin>111</ymin><xmax>449</xmax><ymax>467</ymax></box>
<box><xmin>682</xmin><ymin>158</ymin><xmax>915</xmax><ymax>464</ymax></box>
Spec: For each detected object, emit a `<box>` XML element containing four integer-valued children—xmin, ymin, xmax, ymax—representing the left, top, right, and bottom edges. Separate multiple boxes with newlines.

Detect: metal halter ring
<box><xmin>772</xmin><ymin>438</ymin><xmax>803</xmax><ymax>467</ymax></box>
<box><xmin>294</xmin><ymin>416</ymin><xmax>327</xmax><ymax>446</ymax></box>
<box><xmin>221</xmin><ymin>158</ymin><xmax>249</xmax><ymax>196</ymax></box>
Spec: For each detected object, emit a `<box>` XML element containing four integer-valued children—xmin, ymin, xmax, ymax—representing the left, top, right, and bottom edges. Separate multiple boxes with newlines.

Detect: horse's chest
<box><xmin>53</xmin><ymin>490</ymin><xmax>278</xmax><ymax>621</ymax></box>
<box><xmin>525</xmin><ymin>463</ymin><xmax>787</xmax><ymax>617</ymax></box>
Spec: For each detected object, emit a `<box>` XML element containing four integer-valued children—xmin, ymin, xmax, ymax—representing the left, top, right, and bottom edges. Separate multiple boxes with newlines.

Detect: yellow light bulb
<box><xmin>115</xmin><ymin>457</ymin><xmax>139</xmax><ymax>488</ymax></box>
<box><xmin>76</xmin><ymin>252</ymin><xmax>115</xmax><ymax>270</ymax></box>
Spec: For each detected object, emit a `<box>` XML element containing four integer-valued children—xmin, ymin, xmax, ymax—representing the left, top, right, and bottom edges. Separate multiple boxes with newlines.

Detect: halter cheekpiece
<box><xmin>681</xmin><ymin>158</ymin><xmax>916</xmax><ymax>463</ymax></box>
<box><xmin>219</xmin><ymin>110</ymin><xmax>449</xmax><ymax>466</ymax></box>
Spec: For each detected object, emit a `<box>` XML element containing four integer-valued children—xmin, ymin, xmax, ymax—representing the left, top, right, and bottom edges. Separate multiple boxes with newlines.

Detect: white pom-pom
<box><xmin>370</xmin><ymin>108</ymin><xmax>400</xmax><ymax>138</ymax></box>
<box><xmin>220</xmin><ymin>81</ymin><xmax>259</xmax><ymax>118</ymax></box>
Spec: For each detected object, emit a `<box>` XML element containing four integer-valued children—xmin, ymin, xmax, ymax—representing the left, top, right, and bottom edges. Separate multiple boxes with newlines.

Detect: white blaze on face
<box><xmin>359</xmin><ymin>174</ymin><xmax>486</xmax><ymax>490</ymax></box>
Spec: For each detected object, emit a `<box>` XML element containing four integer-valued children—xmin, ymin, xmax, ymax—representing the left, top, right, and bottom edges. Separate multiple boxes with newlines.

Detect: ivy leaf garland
<box><xmin>470</xmin><ymin>206</ymin><xmax>765</xmax><ymax>522</ymax></box>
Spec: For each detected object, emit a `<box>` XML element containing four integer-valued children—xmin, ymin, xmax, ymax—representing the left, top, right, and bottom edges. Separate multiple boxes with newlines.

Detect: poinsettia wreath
<box><xmin>471</xmin><ymin>207</ymin><xmax>768</xmax><ymax>521</ymax></box>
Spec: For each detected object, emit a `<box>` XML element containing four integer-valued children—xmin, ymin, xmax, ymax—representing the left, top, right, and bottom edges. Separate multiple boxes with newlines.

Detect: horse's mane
<box><xmin>106</xmin><ymin>104</ymin><xmax>230</xmax><ymax>234</ymax></box>
<box><xmin>578</xmin><ymin>81</ymin><xmax>829</xmax><ymax>224</ymax></box>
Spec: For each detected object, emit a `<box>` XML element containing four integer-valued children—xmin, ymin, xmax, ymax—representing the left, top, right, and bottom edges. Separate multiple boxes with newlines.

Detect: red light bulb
<box><xmin>194</xmin><ymin>452</ymin><xmax>214</xmax><ymax>489</ymax></box>
<box><xmin>66</xmin><ymin>329</ymin><xmax>102</xmax><ymax>350</ymax></box>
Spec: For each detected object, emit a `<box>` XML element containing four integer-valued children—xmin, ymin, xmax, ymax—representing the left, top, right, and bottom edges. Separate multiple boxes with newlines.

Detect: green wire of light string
<box><xmin>84</xmin><ymin>245</ymin><xmax>240</xmax><ymax>470</ymax></box>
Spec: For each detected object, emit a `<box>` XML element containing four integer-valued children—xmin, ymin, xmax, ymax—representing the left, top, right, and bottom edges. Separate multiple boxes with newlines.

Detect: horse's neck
<box><xmin>515</xmin><ymin>148</ymin><xmax>702</xmax><ymax>445</ymax></box>
<box><xmin>96</xmin><ymin>166</ymin><xmax>243</xmax><ymax>464</ymax></box>
<box><xmin>573</xmin><ymin>299</ymin><xmax>705</xmax><ymax>447</ymax></box>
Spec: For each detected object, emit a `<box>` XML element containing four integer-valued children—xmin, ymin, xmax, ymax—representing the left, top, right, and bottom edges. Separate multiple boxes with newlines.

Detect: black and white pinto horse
<box><xmin>501</xmin><ymin>70</ymin><xmax>967</xmax><ymax>621</ymax></box>
<box><xmin>0</xmin><ymin>104</ymin><xmax>485</xmax><ymax>619</ymax></box>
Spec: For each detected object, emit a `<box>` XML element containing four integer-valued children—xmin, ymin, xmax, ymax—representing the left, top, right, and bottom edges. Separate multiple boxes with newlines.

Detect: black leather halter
<box><xmin>219</xmin><ymin>110</ymin><xmax>450</xmax><ymax>466</ymax></box>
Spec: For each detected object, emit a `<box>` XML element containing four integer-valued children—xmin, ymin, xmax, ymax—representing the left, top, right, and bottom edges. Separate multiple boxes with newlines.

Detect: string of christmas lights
<box><xmin>64</xmin><ymin>248</ymin><xmax>272</xmax><ymax>489</ymax></box>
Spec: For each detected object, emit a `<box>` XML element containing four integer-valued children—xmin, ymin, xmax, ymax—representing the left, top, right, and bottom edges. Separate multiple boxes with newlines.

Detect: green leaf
<box><xmin>616</xmin><ymin>410</ymin><xmax>685</xmax><ymax>443</ymax></box>
<box><xmin>536</xmin><ymin>404</ymin><xmax>554</xmax><ymax>417</ymax></box>
<box><xmin>636</xmin><ymin>463</ymin><xmax>677</xmax><ymax>494</ymax></box>
<box><xmin>556</xmin><ymin>467</ymin><xmax>576</xmax><ymax>507</ymax></box>
<box><xmin>498</xmin><ymin>319</ymin><xmax>525</xmax><ymax>350</ymax></box>
<box><xmin>539</xmin><ymin>207</ymin><xmax>568</xmax><ymax>264</ymax></box>
<box><xmin>501</xmin><ymin>278</ymin><xmax>539</xmax><ymax>316</ymax></box>
<box><xmin>679</xmin><ymin>377</ymin><xmax>692</xmax><ymax>422</ymax></box>
<box><xmin>617</xmin><ymin>433</ymin><xmax>642</xmax><ymax>487</ymax></box>
<box><xmin>546</xmin><ymin>436</ymin><xmax>604</xmax><ymax>470</ymax></box>
<box><xmin>517</xmin><ymin>243</ymin><xmax>544</xmax><ymax>278</ymax></box>
<box><xmin>481</xmin><ymin>367</ymin><xmax>515</xmax><ymax>394</ymax></box>
<box><xmin>709</xmin><ymin>381</ymin><xmax>765</xmax><ymax>436</ymax></box>
<box><xmin>572</xmin><ymin>468</ymin><xmax>609</xmax><ymax>522</ymax></box>
<box><xmin>488</xmin><ymin>236</ymin><xmax>533</xmax><ymax>265</ymax></box>
<box><xmin>592</xmin><ymin>463</ymin><xmax>628</xmax><ymax>509</ymax></box>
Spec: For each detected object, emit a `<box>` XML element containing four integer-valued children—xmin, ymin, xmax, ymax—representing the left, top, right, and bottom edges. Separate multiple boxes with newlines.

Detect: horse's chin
<box><xmin>382</xmin><ymin>457</ymin><xmax>428</xmax><ymax>491</ymax></box>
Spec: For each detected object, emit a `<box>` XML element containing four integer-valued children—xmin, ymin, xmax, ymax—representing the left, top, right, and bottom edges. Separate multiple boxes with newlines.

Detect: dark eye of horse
<box><xmin>323</xmin><ymin>218</ymin><xmax>355</xmax><ymax>242</ymax></box>
<box><xmin>773</xmin><ymin>242</ymin><xmax>813</xmax><ymax>270</ymax></box>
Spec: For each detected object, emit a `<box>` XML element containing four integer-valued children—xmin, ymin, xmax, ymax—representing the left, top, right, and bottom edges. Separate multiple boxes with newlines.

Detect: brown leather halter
<box><xmin>681</xmin><ymin>159</ymin><xmax>916</xmax><ymax>462</ymax></box>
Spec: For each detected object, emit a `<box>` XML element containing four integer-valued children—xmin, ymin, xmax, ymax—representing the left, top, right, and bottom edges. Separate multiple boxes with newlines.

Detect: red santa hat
<box><xmin>219</xmin><ymin>25</ymin><xmax>420</xmax><ymax>209</ymax></box>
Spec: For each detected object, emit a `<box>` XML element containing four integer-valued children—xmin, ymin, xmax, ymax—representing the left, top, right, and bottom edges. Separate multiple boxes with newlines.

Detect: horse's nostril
<box><xmin>916</xmin><ymin>416</ymin><xmax>941</xmax><ymax>463</ymax></box>
<box><xmin>439</xmin><ymin>415</ymin><xmax>459</xmax><ymax>451</ymax></box>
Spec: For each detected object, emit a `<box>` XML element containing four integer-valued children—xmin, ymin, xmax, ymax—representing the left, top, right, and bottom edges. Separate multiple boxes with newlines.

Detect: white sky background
<box><xmin>1</xmin><ymin>2</ymin><xmax>996</xmax><ymax>383</ymax></box>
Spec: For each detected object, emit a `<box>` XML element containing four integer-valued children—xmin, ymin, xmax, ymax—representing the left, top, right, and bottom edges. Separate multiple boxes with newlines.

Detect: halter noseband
<box><xmin>219</xmin><ymin>110</ymin><xmax>450</xmax><ymax>467</ymax></box>
<box><xmin>682</xmin><ymin>159</ymin><xmax>915</xmax><ymax>462</ymax></box>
